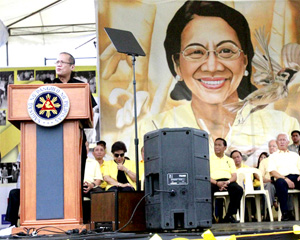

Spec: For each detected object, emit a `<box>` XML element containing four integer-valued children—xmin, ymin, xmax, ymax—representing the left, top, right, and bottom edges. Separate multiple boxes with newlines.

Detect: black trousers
<box><xmin>108</xmin><ymin>186</ymin><xmax>135</xmax><ymax>192</ymax></box>
<box><xmin>275</xmin><ymin>174</ymin><xmax>300</xmax><ymax>214</ymax></box>
<box><xmin>211</xmin><ymin>179</ymin><xmax>243</xmax><ymax>217</ymax></box>
<box><xmin>5</xmin><ymin>189</ymin><xmax>20</xmax><ymax>226</ymax></box>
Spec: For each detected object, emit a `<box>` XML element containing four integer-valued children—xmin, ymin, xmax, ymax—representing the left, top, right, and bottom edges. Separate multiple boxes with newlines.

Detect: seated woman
<box><xmin>103</xmin><ymin>141</ymin><xmax>136</xmax><ymax>191</ymax></box>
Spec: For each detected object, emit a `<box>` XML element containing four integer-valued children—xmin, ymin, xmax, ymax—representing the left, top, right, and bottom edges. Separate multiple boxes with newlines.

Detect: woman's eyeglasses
<box><xmin>114</xmin><ymin>153</ymin><xmax>125</xmax><ymax>158</ymax></box>
<box><xmin>179</xmin><ymin>42</ymin><xmax>243</xmax><ymax>62</ymax></box>
<box><xmin>55</xmin><ymin>60</ymin><xmax>73</xmax><ymax>65</ymax></box>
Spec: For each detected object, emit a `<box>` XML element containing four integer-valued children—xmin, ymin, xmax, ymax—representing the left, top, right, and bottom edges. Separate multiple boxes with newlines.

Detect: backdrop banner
<box><xmin>97</xmin><ymin>0</ymin><xmax>300</xmax><ymax>167</ymax></box>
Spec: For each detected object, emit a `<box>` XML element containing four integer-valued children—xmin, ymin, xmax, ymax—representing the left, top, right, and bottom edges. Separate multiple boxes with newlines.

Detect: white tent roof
<box><xmin>0</xmin><ymin>0</ymin><xmax>97</xmax><ymax>67</ymax></box>
<box><xmin>0</xmin><ymin>0</ymin><xmax>95</xmax><ymax>27</ymax></box>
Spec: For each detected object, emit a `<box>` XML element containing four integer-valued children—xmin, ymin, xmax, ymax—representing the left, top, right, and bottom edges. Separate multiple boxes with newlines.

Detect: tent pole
<box><xmin>6</xmin><ymin>42</ymin><xmax>8</xmax><ymax>66</ymax></box>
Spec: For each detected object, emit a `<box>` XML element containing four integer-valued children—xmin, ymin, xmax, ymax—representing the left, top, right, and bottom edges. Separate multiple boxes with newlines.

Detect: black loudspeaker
<box><xmin>144</xmin><ymin>128</ymin><xmax>211</xmax><ymax>230</ymax></box>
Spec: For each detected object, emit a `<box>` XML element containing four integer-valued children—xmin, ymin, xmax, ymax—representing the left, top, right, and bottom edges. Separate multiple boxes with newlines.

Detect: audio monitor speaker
<box><xmin>144</xmin><ymin>128</ymin><xmax>211</xmax><ymax>230</ymax></box>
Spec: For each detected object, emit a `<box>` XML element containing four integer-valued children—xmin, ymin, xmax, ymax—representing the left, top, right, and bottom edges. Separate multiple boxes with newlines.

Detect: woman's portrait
<box><xmin>98</xmin><ymin>0</ymin><xmax>300</xmax><ymax>166</ymax></box>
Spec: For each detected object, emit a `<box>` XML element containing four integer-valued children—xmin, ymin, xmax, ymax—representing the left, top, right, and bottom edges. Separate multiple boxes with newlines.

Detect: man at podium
<box><xmin>44</xmin><ymin>52</ymin><xmax>97</xmax><ymax>183</ymax></box>
<box><xmin>45</xmin><ymin>52</ymin><xmax>97</xmax><ymax>107</ymax></box>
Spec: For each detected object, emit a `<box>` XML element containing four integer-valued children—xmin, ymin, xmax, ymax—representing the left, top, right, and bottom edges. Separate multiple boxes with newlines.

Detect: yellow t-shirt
<box><xmin>103</xmin><ymin>159</ymin><xmax>137</xmax><ymax>190</ymax></box>
<box><xmin>99</xmin><ymin>161</ymin><xmax>107</xmax><ymax>189</ymax></box>
<box><xmin>139</xmin><ymin>159</ymin><xmax>144</xmax><ymax>181</ymax></box>
<box><xmin>210</xmin><ymin>153</ymin><xmax>236</xmax><ymax>180</ymax></box>
<box><xmin>84</xmin><ymin>158</ymin><xmax>103</xmax><ymax>185</ymax></box>
<box><xmin>259</xmin><ymin>157</ymin><xmax>270</xmax><ymax>179</ymax></box>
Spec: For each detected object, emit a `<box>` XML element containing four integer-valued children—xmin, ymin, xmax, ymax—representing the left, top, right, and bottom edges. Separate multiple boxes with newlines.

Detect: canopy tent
<box><xmin>0</xmin><ymin>0</ymin><xmax>97</xmax><ymax>67</ymax></box>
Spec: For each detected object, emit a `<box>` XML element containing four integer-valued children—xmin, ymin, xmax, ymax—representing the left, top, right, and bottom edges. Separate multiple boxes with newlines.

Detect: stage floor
<box><xmin>1</xmin><ymin>221</ymin><xmax>300</xmax><ymax>240</ymax></box>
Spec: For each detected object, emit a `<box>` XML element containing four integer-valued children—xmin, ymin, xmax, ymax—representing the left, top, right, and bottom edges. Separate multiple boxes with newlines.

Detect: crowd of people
<box><xmin>210</xmin><ymin>130</ymin><xmax>300</xmax><ymax>223</ymax></box>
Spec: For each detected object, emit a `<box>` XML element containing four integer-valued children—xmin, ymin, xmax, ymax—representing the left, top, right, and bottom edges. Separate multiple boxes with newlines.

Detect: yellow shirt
<box><xmin>99</xmin><ymin>161</ymin><xmax>107</xmax><ymax>189</ymax></box>
<box><xmin>139</xmin><ymin>159</ymin><xmax>144</xmax><ymax>181</ymax></box>
<box><xmin>84</xmin><ymin>158</ymin><xmax>103</xmax><ymax>185</ymax></box>
<box><xmin>131</xmin><ymin>102</ymin><xmax>299</xmax><ymax>167</ymax></box>
<box><xmin>259</xmin><ymin>158</ymin><xmax>270</xmax><ymax>180</ymax></box>
<box><xmin>236</xmin><ymin>163</ymin><xmax>251</xmax><ymax>170</ymax></box>
<box><xmin>210</xmin><ymin>153</ymin><xmax>236</xmax><ymax>180</ymax></box>
<box><xmin>103</xmin><ymin>159</ymin><xmax>137</xmax><ymax>190</ymax></box>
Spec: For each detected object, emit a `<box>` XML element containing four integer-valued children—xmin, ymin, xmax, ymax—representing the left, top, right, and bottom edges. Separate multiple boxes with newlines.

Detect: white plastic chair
<box><xmin>213</xmin><ymin>191</ymin><xmax>230</xmax><ymax>218</ymax></box>
<box><xmin>213</xmin><ymin>191</ymin><xmax>240</xmax><ymax>221</ymax></box>
<box><xmin>237</xmin><ymin>168</ymin><xmax>274</xmax><ymax>223</ymax></box>
<box><xmin>277</xmin><ymin>189</ymin><xmax>300</xmax><ymax>221</ymax></box>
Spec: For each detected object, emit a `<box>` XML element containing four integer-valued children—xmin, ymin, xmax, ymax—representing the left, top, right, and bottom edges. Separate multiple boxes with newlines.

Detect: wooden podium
<box><xmin>7</xmin><ymin>83</ymin><xmax>93</xmax><ymax>233</ymax></box>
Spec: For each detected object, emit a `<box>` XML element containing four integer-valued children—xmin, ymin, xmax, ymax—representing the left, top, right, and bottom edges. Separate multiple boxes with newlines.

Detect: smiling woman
<box><xmin>134</xmin><ymin>0</ymin><xmax>299</xmax><ymax>166</ymax></box>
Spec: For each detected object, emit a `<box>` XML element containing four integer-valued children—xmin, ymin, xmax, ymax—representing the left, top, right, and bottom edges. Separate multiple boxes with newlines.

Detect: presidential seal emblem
<box><xmin>27</xmin><ymin>86</ymin><xmax>70</xmax><ymax>127</ymax></box>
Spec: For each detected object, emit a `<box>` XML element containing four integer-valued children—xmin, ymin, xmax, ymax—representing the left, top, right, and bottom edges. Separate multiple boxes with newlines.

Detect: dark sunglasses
<box><xmin>114</xmin><ymin>153</ymin><xmax>125</xmax><ymax>158</ymax></box>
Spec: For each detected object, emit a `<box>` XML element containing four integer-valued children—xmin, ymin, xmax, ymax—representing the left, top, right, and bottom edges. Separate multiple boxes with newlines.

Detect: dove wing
<box><xmin>282</xmin><ymin>43</ymin><xmax>300</xmax><ymax>71</ymax></box>
<box><xmin>252</xmin><ymin>27</ymin><xmax>282</xmax><ymax>85</ymax></box>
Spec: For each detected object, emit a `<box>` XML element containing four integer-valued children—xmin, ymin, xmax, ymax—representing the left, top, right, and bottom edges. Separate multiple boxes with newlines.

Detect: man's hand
<box><xmin>285</xmin><ymin>177</ymin><xmax>295</xmax><ymax>189</ymax></box>
<box><xmin>217</xmin><ymin>181</ymin><xmax>228</xmax><ymax>191</ymax></box>
<box><xmin>83</xmin><ymin>181</ymin><xmax>92</xmax><ymax>193</ymax></box>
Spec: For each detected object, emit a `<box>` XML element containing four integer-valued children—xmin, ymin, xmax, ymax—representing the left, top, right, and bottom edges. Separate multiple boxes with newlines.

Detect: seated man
<box><xmin>210</xmin><ymin>138</ymin><xmax>243</xmax><ymax>223</ymax></box>
<box><xmin>93</xmin><ymin>140</ymin><xmax>108</xmax><ymax>190</ymax></box>
<box><xmin>83</xmin><ymin>142</ymin><xmax>103</xmax><ymax>223</ymax></box>
<box><xmin>231</xmin><ymin>149</ymin><xmax>258</xmax><ymax>221</ymax></box>
<box><xmin>258</xmin><ymin>140</ymin><xmax>278</xmax><ymax>210</ymax></box>
<box><xmin>231</xmin><ymin>150</ymin><xmax>251</xmax><ymax>170</ymax></box>
<box><xmin>268</xmin><ymin>133</ymin><xmax>300</xmax><ymax>221</ymax></box>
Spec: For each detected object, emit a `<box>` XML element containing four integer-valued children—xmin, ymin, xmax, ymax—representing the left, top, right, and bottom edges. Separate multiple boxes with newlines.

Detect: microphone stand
<box><xmin>130</xmin><ymin>54</ymin><xmax>140</xmax><ymax>191</ymax></box>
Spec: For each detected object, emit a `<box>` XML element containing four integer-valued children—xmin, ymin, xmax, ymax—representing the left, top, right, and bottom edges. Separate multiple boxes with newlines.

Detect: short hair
<box><xmin>97</xmin><ymin>140</ymin><xmax>106</xmax><ymax>149</ymax></box>
<box><xmin>215</xmin><ymin>138</ymin><xmax>227</xmax><ymax>147</ymax></box>
<box><xmin>291</xmin><ymin>130</ymin><xmax>300</xmax><ymax>136</ymax></box>
<box><xmin>277</xmin><ymin>132</ymin><xmax>290</xmax><ymax>141</ymax></box>
<box><xmin>60</xmin><ymin>52</ymin><xmax>75</xmax><ymax>65</ymax></box>
<box><xmin>230</xmin><ymin>150</ymin><xmax>242</xmax><ymax>158</ymax></box>
<box><xmin>111</xmin><ymin>141</ymin><xmax>127</xmax><ymax>153</ymax></box>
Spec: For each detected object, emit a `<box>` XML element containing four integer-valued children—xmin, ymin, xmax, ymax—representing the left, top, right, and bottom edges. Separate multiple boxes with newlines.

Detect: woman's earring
<box><xmin>175</xmin><ymin>75</ymin><xmax>181</xmax><ymax>81</ymax></box>
<box><xmin>244</xmin><ymin>70</ymin><xmax>249</xmax><ymax>77</ymax></box>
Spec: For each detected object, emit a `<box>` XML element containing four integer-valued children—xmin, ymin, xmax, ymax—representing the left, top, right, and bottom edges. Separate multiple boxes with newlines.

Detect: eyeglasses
<box><xmin>114</xmin><ymin>153</ymin><xmax>125</xmax><ymax>158</ymax></box>
<box><xmin>179</xmin><ymin>42</ymin><xmax>243</xmax><ymax>62</ymax></box>
<box><xmin>55</xmin><ymin>60</ymin><xmax>73</xmax><ymax>65</ymax></box>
